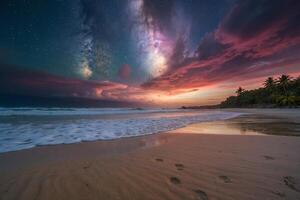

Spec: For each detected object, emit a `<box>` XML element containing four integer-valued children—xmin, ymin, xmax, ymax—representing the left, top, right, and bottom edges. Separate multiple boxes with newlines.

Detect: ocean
<box><xmin>0</xmin><ymin>108</ymin><xmax>241</xmax><ymax>153</ymax></box>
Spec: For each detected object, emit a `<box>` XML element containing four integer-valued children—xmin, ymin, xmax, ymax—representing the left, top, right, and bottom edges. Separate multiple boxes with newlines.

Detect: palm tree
<box><xmin>264</xmin><ymin>77</ymin><xmax>275</xmax><ymax>89</ymax></box>
<box><xmin>275</xmin><ymin>95</ymin><xmax>296</xmax><ymax>106</ymax></box>
<box><xmin>295</xmin><ymin>76</ymin><xmax>300</xmax><ymax>96</ymax></box>
<box><xmin>236</xmin><ymin>87</ymin><xmax>245</xmax><ymax>96</ymax></box>
<box><xmin>277</xmin><ymin>74</ymin><xmax>291</xmax><ymax>95</ymax></box>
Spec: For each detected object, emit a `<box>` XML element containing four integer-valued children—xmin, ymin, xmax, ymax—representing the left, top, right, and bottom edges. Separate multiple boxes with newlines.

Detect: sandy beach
<box><xmin>2</xmin><ymin>0</ymin><xmax>300</xmax><ymax>199</ymax></box>
<box><xmin>1</xmin><ymin>110</ymin><xmax>300</xmax><ymax>200</ymax></box>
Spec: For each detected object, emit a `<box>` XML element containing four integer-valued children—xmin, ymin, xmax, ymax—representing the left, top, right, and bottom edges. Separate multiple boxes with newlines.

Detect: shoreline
<box><xmin>1</xmin><ymin>109</ymin><xmax>300</xmax><ymax>155</ymax></box>
<box><xmin>1</xmin><ymin>111</ymin><xmax>300</xmax><ymax>199</ymax></box>
<box><xmin>0</xmin><ymin>110</ymin><xmax>242</xmax><ymax>154</ymax></box>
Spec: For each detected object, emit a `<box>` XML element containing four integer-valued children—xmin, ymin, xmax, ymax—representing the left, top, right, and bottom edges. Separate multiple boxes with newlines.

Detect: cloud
<box><xmin>168</xmin><ymin>36</ymin><xmax>186</xmax><ymax>68</ymax></box>
<box><xmin>0</xmin><ymin>65</ymin><xmax>167</xmax><ymax>106</ymax></box>
<box><xmin>0</xmin><ymin>66</ymin><xmax>127</xmax><ymax>100</ymax></box>
<box><xmin>196</xmin><ymin>33</ymin><xmax>229</xmax><ymax>60</ymax></box>
<box><xmin>143</xmin><ymin>0</ymin><xmax>300</xmax><ymax>92</ymax></box>
<box><xmin>218</xmin><ymin>0</ymin><xmax>300</xmax><ymax>40</ymax></box>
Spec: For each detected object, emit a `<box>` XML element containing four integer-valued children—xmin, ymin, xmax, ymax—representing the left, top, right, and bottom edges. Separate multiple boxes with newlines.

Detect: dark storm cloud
<box><xmin>196</xmin><ymin>33</ymin><xmax>229</xmax><ymax>60</ymax></box>
<box><xmin>141</xmin><ymin>0</ymin><xmax>175</xmax><ymax>32</ymax></box>
<box><xmin>143</xmin><ymin>0</ymin><xmax>300</xmax><ymax>91</ymax></box>
<box><xmin>168</xmin><ymin>36</ymin><xmax>186</xmax><ymax>68</ymax></box>
<box><xmin>0</xmin><ymin>65</ymin><xmax>127</xmax><ymax>99</ymax></box>
<box><xmin>219</xmin><ymin>0</ymin><xmax>300</xmax><ymax>39</ymax></box>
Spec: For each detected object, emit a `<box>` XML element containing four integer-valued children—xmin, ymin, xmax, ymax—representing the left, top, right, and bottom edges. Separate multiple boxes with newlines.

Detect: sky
<box><xmin>0</xmin><ymin>0</ymin><xmax>300</xmax><ymax>107</ymax></box>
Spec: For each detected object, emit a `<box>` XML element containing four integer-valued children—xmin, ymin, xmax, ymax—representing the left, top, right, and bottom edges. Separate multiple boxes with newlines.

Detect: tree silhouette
<box><xmin>264</xmin><ymin>77</ymin><xmax>275</xmax><ymax>89</ymax></box>
<box><xmin>278</xmin><ymin>74</ymin><xmax>291</xmax><ymax>95</ymax></box>
<box><xmin>220</xmin><ymin>74</ymin><xmax>300</xmax><ymax>107</ymax></box>
<box><xmin>236</xmin><ymin>87</ymin><xmax>245</xmax><ymax>96</ymax></box>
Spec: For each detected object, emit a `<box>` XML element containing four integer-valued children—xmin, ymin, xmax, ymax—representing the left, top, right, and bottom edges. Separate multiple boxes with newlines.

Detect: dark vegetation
<box><xmin>181</xmin><ymin>74</ymin><xmax>300</xmax><ymax>109</ymax></box>
<box><xmin>220</xmin><ymin>75</ymin><xmax>300</xmax><ymax>108</ymax></box>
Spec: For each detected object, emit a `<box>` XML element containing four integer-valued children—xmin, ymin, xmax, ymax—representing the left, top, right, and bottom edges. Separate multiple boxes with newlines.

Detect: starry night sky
<box><xmin>1</xmin><ymin>0</ymin><xmax>300</xmax><ymax>107</ymax></box>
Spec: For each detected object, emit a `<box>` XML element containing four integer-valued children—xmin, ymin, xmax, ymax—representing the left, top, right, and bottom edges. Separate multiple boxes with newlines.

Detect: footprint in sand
<box><xmin>263</xmin><ymin>155</ymin><xmax>275</xmax><ymax>160</ymax></box>
<box><xmin>155</xmin><ymin>158</ymin><xmax>164</xmax><ymax>162</ymax></box>
<box><xmin>175</xmin><ymin>163</ymin><xmax>184</xmax><ymax>171</ymax></box>
<box><xmin>83</xmin><ymin>163</ymin><xmax>92</xmax><ymax>170</ymax></box>
<box><xmin>283</xmin><ymin>176</ymin><xmax>300</xmax><ymax>192</ymax></box>
<box><xmin>271</xmin><ymin>191</ymin><xmax>285</xmax><ymax>198</ymax></box>
<box><xmin>194</xmin><ymin>189</ymin><xmax>209</xmax><ymax>200</ymax></box>
<box><xmin>219</xmin><ymin>175</ymin><xmax>232</xmax><ymax>183</ymax></box>
<box><xmin>170</xmin><ymin>177</ymin><xmax>181</xmax><ymax>185</ymax></box>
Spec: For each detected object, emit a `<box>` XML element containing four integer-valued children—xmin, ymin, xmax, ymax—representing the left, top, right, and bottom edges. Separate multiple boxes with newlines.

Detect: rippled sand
<box><xmin>0</xmin><ymin>109</ymin><xmax>300</xmax><ymax>200</ymax></box>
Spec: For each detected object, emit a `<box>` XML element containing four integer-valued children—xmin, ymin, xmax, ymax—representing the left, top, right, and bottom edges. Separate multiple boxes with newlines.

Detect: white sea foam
<box><xmin>0</xmin><ymin>108</ymin><xmax>242</xmax><ymax>153</ymax></box>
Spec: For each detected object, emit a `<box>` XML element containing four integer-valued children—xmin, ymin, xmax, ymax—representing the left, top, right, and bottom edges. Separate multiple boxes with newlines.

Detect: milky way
<box><xmin>1</xmin><ymin>0</ymin><xmax>300</xmax><ymax>106</ymax></box>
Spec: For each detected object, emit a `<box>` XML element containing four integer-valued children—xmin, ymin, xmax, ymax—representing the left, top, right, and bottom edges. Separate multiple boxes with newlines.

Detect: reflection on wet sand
<box><xmin>1</xmin><ymin>111</ymin><xmax>300</xmax><ymax>200</ymax></box>
<box><xmin>86</xmin><ymin>113</ymin><xmax>300</xmax><ymax>155</ymax></box>
<box><xmin>1</xmin><ymin>113</ymin><xmax>298</xmax><ymax>171</ymax></box>
<box><xmin>169</xmin><ymin>114</ymin><xmax>300</xmax><ymax>136</ymax></box>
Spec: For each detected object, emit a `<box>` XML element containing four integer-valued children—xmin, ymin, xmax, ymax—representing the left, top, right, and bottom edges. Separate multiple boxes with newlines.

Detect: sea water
<box><xmin>0</xmin><ymin>108</ymin><xmax>242</xmax><ymax>153</ymax></box>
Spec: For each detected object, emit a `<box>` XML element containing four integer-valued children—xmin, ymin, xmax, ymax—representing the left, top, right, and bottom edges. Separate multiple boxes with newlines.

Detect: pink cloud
<box><xmin>142</xmin><ymin>0</ymin><xmax>300</xmax><ymax>93</ymax></box>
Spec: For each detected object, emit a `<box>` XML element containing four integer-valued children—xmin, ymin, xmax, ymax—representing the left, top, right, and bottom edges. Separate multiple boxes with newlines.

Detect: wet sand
<box><xmin>1</xmin><ymin>110</ymin><xmax>300</xmax><ymax>200</ymax></box>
